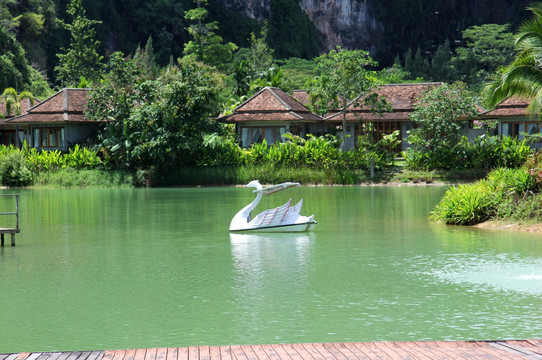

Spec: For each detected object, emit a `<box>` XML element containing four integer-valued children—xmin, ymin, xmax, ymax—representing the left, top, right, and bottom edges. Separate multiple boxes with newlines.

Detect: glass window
<box><xmin>34</xmin><ymin>128</ymin><xmax>64</xmax><ymax>148</ymax></box>
<box><xmin>251</xmin><ymin>128</ymin><xmax>262</xmax><ymax>144</ymax></box>
<box><xmin>264</xmin><ymin>128</ymin><xmax>276</xmax><ymax>144</ymax></box>
<box><xmin>502</xmin><ymin>123</ymin><xmax>509</xmax><ymax>136</ymax></box>
<box><xmin>241</xmin><ymin>128</ymin><xmax>250</xmax><ymax>148</ymax></box>
<box><xmin>279</xmin><ymin>127</ymin><xmax>286</xmax><ymax>142</ymax></box>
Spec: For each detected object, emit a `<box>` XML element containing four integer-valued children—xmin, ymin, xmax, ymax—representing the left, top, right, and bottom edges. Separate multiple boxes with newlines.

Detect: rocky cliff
<box><xmin>215</xmin><ymin>0</ymin><xmax>383</xmax><ymax>52</ymax></box>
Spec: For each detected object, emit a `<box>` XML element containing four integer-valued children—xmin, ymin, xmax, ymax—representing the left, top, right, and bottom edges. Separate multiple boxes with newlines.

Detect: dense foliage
<box><xmin>87</xmin><ymin>53</ymin><xmax>224</xmax><ymax>183</ymax></box>
<box><xmin>431</xmin><ymin>155</ymin><xmax>542</xmax><ymax>225</ymax></box>
<box><xmin>55</xmin><ymin>0</ymin><xmax>103</xmax><ymax>87</ymax></box>
<box><xmin>483</xmin><ymin>3</ymin><xmax>542</xmax><ymax>114</ymax></box>
<box><xmin>403</xmin><ymin>135</ymin><xmax>532</xmax><ymax>170</ymax></box>
<box><xmin>308</xmin><ymin>48</ymin><xmax>389</xmax><ymax>149</ymax></box>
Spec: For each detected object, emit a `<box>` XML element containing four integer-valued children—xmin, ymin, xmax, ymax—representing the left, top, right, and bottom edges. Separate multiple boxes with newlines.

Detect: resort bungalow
<box><xmin>478</xmin><ymin>97</ymin><xmax>542</xmax><ymax>147</ymax></box>
<box><xmin>6</xmin><ymin>88</ymin><xmax>99</xmax><ymax>151</ymax></box>
<box><xmin>219</xmin><ymin>87</ymin><xmax>324</xmax><ymax>147</ymax></box>
<box><xmin>323</xmin><ymin>83</ymin><xmax>443</xmax><ymax>151</ymax></box>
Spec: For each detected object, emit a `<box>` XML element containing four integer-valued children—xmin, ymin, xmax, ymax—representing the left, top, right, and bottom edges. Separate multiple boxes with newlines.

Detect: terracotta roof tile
<box><xmin>7</xmin><ymin>88</ymin><xmax>93</xmax><ymax>124</ymax></box>
<box><xmin>291</xmin><ymin>90</ymin><xmax>310</xmax><ymax>105</ymax></box>
<box><xmin>223</xmin><ymin>111</ymin><xmax>322</xmax><ymax>123</ymax></box>
<box><xmin>8</xmin><ymin>113</ymin><xmax>90</xmax><ymax>123</ymax></box>
<box><xmin>29</xmin><ymin>88</ymin><xmax>89</xmax><ymax>113</ymax></box>
<box><xmin>479</xmin><ymin>97</ymin><xmax>530</xmax><ymax>118</ymax></box>
<box><xmin>221</xmin><ymin>87</ymin><xmax>323</xmax><ymax>124</ymax></box>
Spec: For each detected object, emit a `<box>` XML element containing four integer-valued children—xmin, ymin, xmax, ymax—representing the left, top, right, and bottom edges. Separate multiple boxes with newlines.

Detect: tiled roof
<box><xmin>7</xmin><ymin>88</ymin><xmax>92</xmax><ymax>124</ymax></box>
<box><xmin>291</xmin><ymin>90</ymin><xmax>310</xmax><ymax>106</ymax></box>
<box><xmin>220</xmin><ymin>87</ymin><xmax>323</xmax><ymax>123</ymax></box>
<box><xmin>479</xmin><ymin>97</ymin><xmax>530</xmax><ymax>118</ymax></box>
<box><xmin>326</xmin><ymin>83</ymin><xmax>443</xmax><ymax>122</ymax></box>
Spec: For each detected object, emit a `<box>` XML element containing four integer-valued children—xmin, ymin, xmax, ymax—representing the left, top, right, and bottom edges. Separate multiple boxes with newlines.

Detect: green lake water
<box><xmin>1</xmin><ymin>186</ymin><xmax>541</xmax><ymax>353</ymax></box>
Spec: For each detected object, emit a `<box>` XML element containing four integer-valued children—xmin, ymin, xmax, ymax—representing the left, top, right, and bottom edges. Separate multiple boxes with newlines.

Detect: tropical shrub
<box><xmin>403</xmin><ymin>135</ymin><xmax>531</xmax><ymax>170</ymax></box>
<box><xmin>0</xmin><ymin>152</ymin><xmax>33</xmax><ymax>187</ymax></box>
<box><xmin>431</xmin><ymin>181</ymin><xmax>496</xmax><ymax>225</ymax></box>
<box><xmin>431</xmin><ymin>165</ymin><xmax>538</xmax><ymax>225</ymax></box>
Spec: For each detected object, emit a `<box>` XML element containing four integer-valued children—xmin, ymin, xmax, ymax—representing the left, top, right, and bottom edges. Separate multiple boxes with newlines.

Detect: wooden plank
<box><xmin>228</xmin><ymin>346</ymin><xmax>248</xmax><ymax>360</ymax></box>
<box><xmin>145</xmin><ymin>348</ymin><xmax>157</xmax><ymax>360</ymax></box>
<box><xmin>46</xmin><ymin>353</ymin><xmax>63</xmax><ymax>360</ymax></box>
<box><xmin>331</xmin><ymin>343</ymin><xmax>364</xmax><ymax>360</ymax></box>
<box><xmin>34</xmin><ymin>354</ymin><xmax>52</xmax><ymax>360</ymax></box>
<box><xmin>411</xmin><ymin>341</ymin><xmax>458</xmax><ymax>360</ymax></box>
<box><xmin>110</xmin><ymin>350</ymin><xmax>125</xmax><ymax>360</ymax></box>
<box><xmin>309</xmin><ymin>343</ymin><xmax>339</xmax><ymax>360</ymax></box>
<box><xmin>350</xmin><ymin>342</ymin><xmax>386</xmax><ymax>360</ymax></box>
<box><xmin>155</xmin><ymin>348</ymin><xmax>167</xmax><ymax>360</ymax></box>
<box><xmin>101</xmin><ymin>351</ymin><xmax>116</xmax><ymax>360</ymax></box>
<box><xmin>165</xmin><ymin>348</ymin><xmax>177</xmax><ymax>360</ymax></box>
<box><xmin>208</xmin><ymin>347</ymin><xmax>221</xmax><ymax>360</ymax></box>
<box><xmin>472</xmin><ymin>341</ymin><xmax>524</xmax><ymax>360</ymax></box>
<box><xmin>15</xmin><ymin>353</ymin><xmax>31</xmax><ymax>360</ymax></box>
<box><xmin>392</xmin><ymin>341</ymin><xmax>434</xmax><ymax>360</ymax></box>
<box><xmin>85</xmin><ymin>352</ymin><xmax>104</xmax><ymax>360</ymax></box>
<box><xmin>370</xmin><ymin>341</ymin><xmax>406</xmax><ymax>360</ymax></box>
<box><xmin>321</xmin><ymin>343</ymin><xmax>349</xmax><ymax>360</ymax></box>
<box><xmin>218</xmin><ymin>346</ymin><xmax>232</xmax><ymax>360</ymax></box>
<box><xmin>175</xmin><ymin>347</ymin><xmax>188</xmax><ymax>360</ymax></box>
<box><xmin>65</xmin><ymin>351</ymin><xmax>84</xmax><ymax>360</ymax></box>
<box><xmin>268</xmin><ymin>344</ymin><xmax>293</xmax><ymax>360</ymax></box>
<box><xmin>122</xmin><ymin>349</ymin><xmax>136</xmax><ymax>360</ymax></box>
<box><xmin>256</xmin><ymin>345</ymin><xmax>278</xmax><ymax>360</ymax></box>
<box><xmin>196</xmin><ymin>347</ymin><xmax>210</xmax><ymax>360</ymax></box>
<box><xmin>5</xmin><ymin>354</ymin><xmax>20</xmax><ymax>360</ymax></box>
<box><xmin>289</xmin><ymin>344</ymin><xmax>317</xmax><ymax>360</ymax></box>
<box><xmin>237</xmin><ymin>345</ymin><xmax>259</xmax><ymax>360</ymax></box>
<box><xmin>492</xmin><ymin>342</ymin><xmax>542</xmax><ymax>359</ymax></box>
<box><xmin>132</xmin><ymin>349</ymin><xmax>146</xmax><ymax>360</ymax></box>
<box><xmin>296</xmin><ymin>344</ymin><xmax>325</xmax><ymax>360</ymax></box>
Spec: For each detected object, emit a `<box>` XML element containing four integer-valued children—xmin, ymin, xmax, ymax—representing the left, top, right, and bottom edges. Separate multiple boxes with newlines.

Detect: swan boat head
<box><xmin>229</xmin><ymin>180</ymin><xmax>264</xmax><ymax>231</ymax></box>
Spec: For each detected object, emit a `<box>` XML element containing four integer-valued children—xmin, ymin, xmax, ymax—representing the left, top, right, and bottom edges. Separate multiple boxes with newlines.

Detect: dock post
<box><xmin>11</xmin><ymin>233</ymin><xmax>15</xmax><ymax>246</ymax></box>
<box><xmin>1</xmin><ymin>234</ymin><xmax>3</xmax><ymax>247</ymax></box>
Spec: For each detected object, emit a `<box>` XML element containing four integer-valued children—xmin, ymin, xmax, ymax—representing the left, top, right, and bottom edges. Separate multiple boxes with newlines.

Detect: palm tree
<box><xmin>1</xmin><ymin>87</ymin><xmax>35</xmax><ymax>117</ymax></box>
<box><xmin>483</xmin><ymin>3</ymin><xmax>542</xmax><ymax>115</ymax></box>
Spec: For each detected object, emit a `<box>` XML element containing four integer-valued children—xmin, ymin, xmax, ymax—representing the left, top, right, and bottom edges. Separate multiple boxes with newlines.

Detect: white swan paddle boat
<box><xmin>229</xmin><ymin>180</ymin><xmax>317</xmax><ymax>233</ymax></box>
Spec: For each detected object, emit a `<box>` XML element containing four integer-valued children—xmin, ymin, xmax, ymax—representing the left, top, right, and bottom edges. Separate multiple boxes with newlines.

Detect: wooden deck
<box><xmin>2</xmin><ymin>340</ymin><xmax>542</xmax><ymax>360</ymax></box>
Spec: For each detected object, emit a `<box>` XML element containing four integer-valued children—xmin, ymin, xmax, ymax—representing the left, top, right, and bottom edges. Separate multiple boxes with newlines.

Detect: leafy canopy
<box><xmin>308</xmin><ymin>47</ymin><xmax>388</xmax><ymax>149</ymax></box>
<box><xmin>55</xmin><ymin>0</ymin><xmax>103</xmax><ymax>87</ymax></box>
<box><xmin>183</xmin><ymin>0</ymin><xmax>238</xmax><ymax>69</ymax></box>
<box><xmin>483</xmin><ymin>3</ymin><xmax>542</xmax><ymax>114</ymax></box>
<box><xmin>409</xmin><ymin>82</ymin><xmax>479</xmax><ymax>151</ymax></box>
<box><xmin>87</xmin><ymin>52</ymin><xmax>224</xmax><ymax>179</ymax></box>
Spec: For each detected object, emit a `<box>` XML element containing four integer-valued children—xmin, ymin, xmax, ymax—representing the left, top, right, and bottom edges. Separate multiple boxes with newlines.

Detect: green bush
<box><xmin>0</xmin><ymin>152</ymin><xmax>33</xmax><ymax>187</ymax></box>
<box><xmin>404</xmin><ymin>136</ymin><xmax>532</xmax><ymax>171</ymax></box>
<box><xmin>431</xmin><ymin>181</ymin><xmax>496</xmax><ymax>225</ymax></box>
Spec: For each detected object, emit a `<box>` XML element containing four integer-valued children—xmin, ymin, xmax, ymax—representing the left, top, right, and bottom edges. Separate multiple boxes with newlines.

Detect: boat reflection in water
<box><xmin>229</xmin><ymin>232</ymin><xmax>315</xmax><ymax>313</ymax></box>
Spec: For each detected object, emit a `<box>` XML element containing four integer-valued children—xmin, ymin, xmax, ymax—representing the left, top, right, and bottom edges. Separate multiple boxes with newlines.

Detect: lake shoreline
<box><xmin>475</xmin><ymin>220</ymin><xmax>542</xmax><ymax>233</ymax></box>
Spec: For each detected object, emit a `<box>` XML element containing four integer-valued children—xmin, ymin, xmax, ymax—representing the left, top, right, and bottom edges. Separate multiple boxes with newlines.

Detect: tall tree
<box><xmin>87</xmin><ymin>53</ymin><xmax>223</xmax><ymax>180</ymax></box>
<box><xmin>248</xmin><ymin>21</ymin><xmax>274</xmax><ymax>76</ymax></box>
<box><xmin>454</xmin><ymin>23</ymin><xmax>515</xmax><ymax>88</ymax></box>
<box><xmin>430</xmin><ymin>39</ymin><xmax>453</xmax><ymax>81</ymax></box>
<box><xmin>308</xmin><ymin>47</ymin><xmax>388</xmax><ymax>150</ymax></box>
<box><xmin>484</xmin><ymin>3</ymin><xmax>542</xmax><ymax>114</ymax></box>
<box><xmin>55</xmin><ymin>0</ymin><xmax>103</xmax><ymax>87</ymax></box>
<box><xmin>183</xmin><ymin>0</ymin><xmax>237</xmax><ymax>69</ymax></box>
